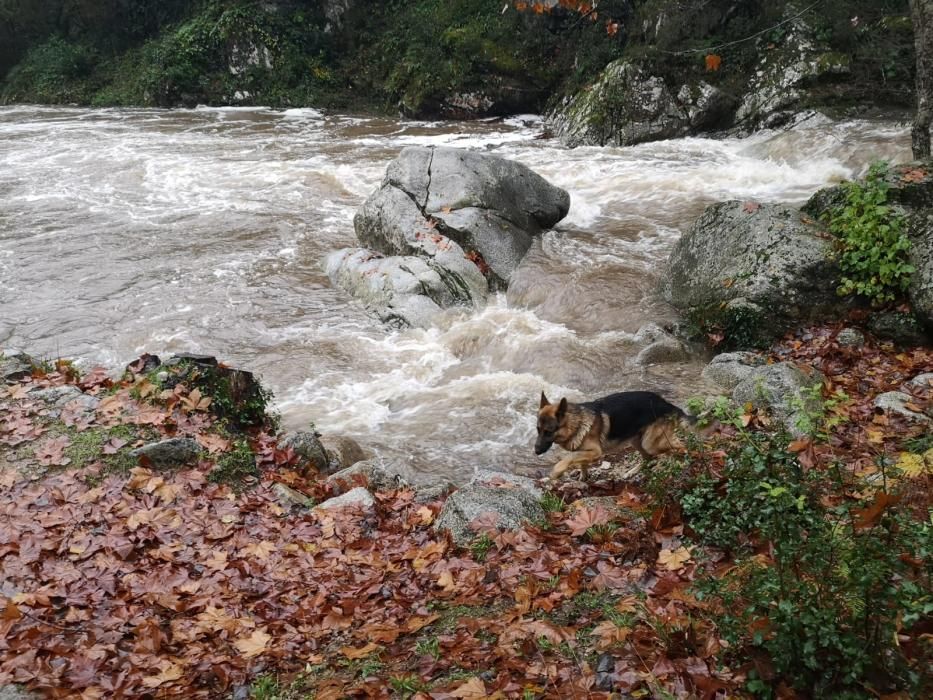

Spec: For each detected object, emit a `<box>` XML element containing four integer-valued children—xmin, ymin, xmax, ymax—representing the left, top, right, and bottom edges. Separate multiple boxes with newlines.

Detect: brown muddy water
<box><xmin>0</xmin><ymin>106</ymin><xmax>911</xmax><ymax>482</ymax></box>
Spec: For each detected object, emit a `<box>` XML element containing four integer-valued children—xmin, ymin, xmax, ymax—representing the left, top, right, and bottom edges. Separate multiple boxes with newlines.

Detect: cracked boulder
<box><xmin>353</xmin><ymin>146</ymin><xmax>569</xmax><ymax>290</ymax></box>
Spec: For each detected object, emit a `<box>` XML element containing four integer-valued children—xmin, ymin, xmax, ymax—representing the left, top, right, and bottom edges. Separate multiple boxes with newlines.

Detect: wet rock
<box><xmin>702</xmin><ymin>352</ymin><xmax>766</xmax><ymax>391</ymax></box>
<box><xmin>130</xmin><ymin>438</ymin><xmax>202</xmax><ymax>469</ymax></box>
<box><xmin>633</xmin><ymin>324</ymin><xmax>692</xmax><ymax>365</ymax></box>
<box><xmin>874</xmin><ymin>392</ymin><xmax>931</xmax><ymax>423</ymax></box>
<box><xmin>271</xmin><ymin>482</ymin><xmax>315</xmax><ymax>510</ymax></box>
<box><xmin>327</xmin><ymin>248</ymin><xmax>485</xmax><ymax>329</ymax></box>
<box><xmin>470</xmin><ymin>469</ymin><xmax>543</xmax><ymax>500</ymax></box>
<box><xmin>315</xmin><ymin>486</ymin><xmax>375</xmax><ymax>512</ymax></box>
<box><xmin>326</xmin><ymin>459</ymin><xmax>409</xmax><ymax>493</ymax></box>
<box><xmin>320</xmin><ymin>435</ymin><xmax>370</xmax><ymax>473</ymax></box>
<box><xmin>354</xmin><ymin>146</ymin><xmax>569</xmax><ymax>289</ymax></box>
<box><xmin>837</xmin><ymin>327</ymin><xmax>865</xmax><ymax>348</ymax></box>
<box><xmin>435</xmin><ymin>478</ymin><xmax>544</xmax><ymax>546</ymax></box>
<box><xmin>867</xmin><ymin>311</ymin><xmax>930</xmax><ymax>347</ymax></box>
<box><xmin>125</xmin><ymin>353</ymin><xmax>162</xmax><ymax>376</ymax></box>
<box><xmin>663</xmin><ymin>201</ymin><xmax>841</xmax><ymax>345</ymax></box>
<box><xmin>735</xmin><ymin>7</ymin><xmax>848</xmax><ymax>128</ymax></box>
<box><xmin>32</xmin><ymin>385</ymin><xmax>97</xmax><ymax>409</ymax></box>
<box><xmin>732</xmin><ymin>362</ymin><xmax>825</xmax><ymax>435</ymax></box>
<box><xmin>0</xmin><ymin>352</ymin><xmax>34</xmax><ymax>384</ymax></box>
<box><xmin>549</xmin><ymin>60</ymin><xmax>735</xmax><ymax>148</ymax></box>
<box><xmin>280</xmin><ymin>431</ymin><xmax>329</xmax><ymax>473</ymax></box>
<box><xmin>907</xmin><ymin>373</ymin><xmax>933</xmax><ymax>391</ymax></box>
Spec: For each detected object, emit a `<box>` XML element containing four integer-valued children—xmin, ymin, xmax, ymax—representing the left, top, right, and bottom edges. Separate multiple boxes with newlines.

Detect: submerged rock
<box><xmin>326</xmin><ymin>459</ymin><xmax>409</xmax><ymax>493</ymax></box>
<box><xmin>327</xmin><ymin>248</ymin><xmax>485</xmax><ymax>329</ymax></box>
<box><xmin>320</xmin><ymin>435</ymin><xmax>370</xmax><ymax>473</ymax></box>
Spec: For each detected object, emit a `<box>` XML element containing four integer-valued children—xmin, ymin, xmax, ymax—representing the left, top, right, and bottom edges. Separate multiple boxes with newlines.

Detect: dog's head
<box><xmin>535</xmin><ymin>392</ymin><xmax>567</xmax><ymax>455</ymax></box>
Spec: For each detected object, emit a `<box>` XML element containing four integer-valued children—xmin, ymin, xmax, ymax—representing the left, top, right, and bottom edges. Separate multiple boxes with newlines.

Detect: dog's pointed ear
<box><xmin>557</xmin><ymin>397</ymin><xmax>568</xmax><ymax>418</ymax></box>
<box><xmin>540</xmin><ymin>391</ymin><xmax>549</xmax><ymax>408</ymax></box>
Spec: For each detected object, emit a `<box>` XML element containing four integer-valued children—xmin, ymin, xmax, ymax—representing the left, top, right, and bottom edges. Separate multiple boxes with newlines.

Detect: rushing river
<box><xmin>0</xmin><ymin>106</ymin><xmax>911</xmax><ymax>481</ymax></box>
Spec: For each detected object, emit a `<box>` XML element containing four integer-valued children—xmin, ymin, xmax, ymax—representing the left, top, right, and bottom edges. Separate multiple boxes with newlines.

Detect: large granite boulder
<box><xmin>354</xmin><ymin>146</ymin><xmax>569</xmax><ymax>289</ymax></box>
<box><xmin>663</xmin><ymin>201</ymin><xmax>842</xmax><ymax>345</ymax></box>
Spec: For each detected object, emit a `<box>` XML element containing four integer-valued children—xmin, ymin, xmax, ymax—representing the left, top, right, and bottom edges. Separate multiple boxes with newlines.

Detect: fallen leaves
<box><xmin>234</xmin><ymin>629</ymin><xmax>271</xmax><ymax>658</ymax></box>
<box><xmin>658</xmin><ymin>546</ymin><xmax>692</xmax><ymax>571</ymax></box>
<box><xmin>35</xmin><ymin>435</ymin><xmax>71</xmax><ymax>466</ymax></box>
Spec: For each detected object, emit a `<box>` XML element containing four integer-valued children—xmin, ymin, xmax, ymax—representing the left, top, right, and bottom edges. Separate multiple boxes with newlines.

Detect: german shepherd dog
<box><xmin>535</xmin><ymin>391</ymin><xmax>695</xmax><ymax>481</ymax></box>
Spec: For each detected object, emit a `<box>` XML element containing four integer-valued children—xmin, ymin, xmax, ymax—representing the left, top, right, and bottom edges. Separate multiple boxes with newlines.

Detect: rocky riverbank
<box><xmin>1</xmin><ymin>309</ymin><xmax>931</xmax><ymax>697</ymax></box>
<box><xmin>0</xmin><ymin>1</ymin><xmax>918</xmax><ymax>137</ymax></box>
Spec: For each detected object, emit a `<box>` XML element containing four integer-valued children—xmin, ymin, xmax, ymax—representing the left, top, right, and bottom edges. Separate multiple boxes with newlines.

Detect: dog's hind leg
<box><xmin>639</xmin><ymin>421</ymin><xmax>683</xmax><ymax>457</ymax></box>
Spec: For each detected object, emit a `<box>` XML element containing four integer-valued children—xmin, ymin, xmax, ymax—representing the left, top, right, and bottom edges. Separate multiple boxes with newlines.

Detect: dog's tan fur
<box><xmin>537</xmin><ymin>393</ymin><xmax>689</xmax><ymax>481</ymax></box>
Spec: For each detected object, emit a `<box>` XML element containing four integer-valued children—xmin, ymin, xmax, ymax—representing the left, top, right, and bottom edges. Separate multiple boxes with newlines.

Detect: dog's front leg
<box><xmin>550</xmin><ymin>448</ymin><xmax>602</xmax><ymax>481</ymax></box>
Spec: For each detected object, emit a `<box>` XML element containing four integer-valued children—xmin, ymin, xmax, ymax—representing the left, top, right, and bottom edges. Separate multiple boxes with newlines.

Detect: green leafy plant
<box><xmin>826</xmin><ymin>161</ymin><xmax>914</xmax><ymax>305</ymax></box>
<box><xmin>470</xmin><ymin>532</ymin><xmax>494</xmax><ymax>562</ymax></box>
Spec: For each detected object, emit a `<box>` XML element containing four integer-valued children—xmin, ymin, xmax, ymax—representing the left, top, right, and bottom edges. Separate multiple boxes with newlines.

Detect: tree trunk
<box><xmin>910</xmin><ymin>0</ymin><xmax>932</xmax><ymax>159</ymax></box>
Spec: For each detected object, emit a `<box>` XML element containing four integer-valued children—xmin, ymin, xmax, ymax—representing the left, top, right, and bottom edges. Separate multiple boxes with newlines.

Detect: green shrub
<box><xmin>826</xmin><ymin>161</ymin><xmax>914</xmax><ymax>306</ymax></box>
<box><xmin>671</xmin><ymin>424</ymin><xmax>932</xmax><ymax>696</ymax></box>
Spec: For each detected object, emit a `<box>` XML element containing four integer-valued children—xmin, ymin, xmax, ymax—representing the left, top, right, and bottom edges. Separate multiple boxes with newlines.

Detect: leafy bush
<box><xmin>826</xmin><ymin>161</ymin><xmax>914</xmax><ymax>305</ymax></box>
<box><xmin>669</xmin><ymin>418</ymin><xmax>932</xmax><ymax>696</ymax></box>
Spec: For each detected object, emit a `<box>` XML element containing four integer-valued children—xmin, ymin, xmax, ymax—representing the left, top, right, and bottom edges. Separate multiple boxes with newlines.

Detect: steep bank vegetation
<box><xmin>0</xmin><ymin>0</ymin><xmax>918</xmax><ymax>118</ymax></box>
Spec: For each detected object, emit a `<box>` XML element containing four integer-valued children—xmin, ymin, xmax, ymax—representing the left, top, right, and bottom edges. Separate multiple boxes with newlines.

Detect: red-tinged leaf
<box><xmin>565</xmin><ymin>505</ymin><xmax>613</xmax><ymax>537</ymax></box>
<box><xmin>469</xmin><ymin>511</ymin><xmax>500</xmax><ymax>534</ymax></box>
<box><xmin>787</xmin><ymin>438</ymin><xmax>811</xmax><ymax>453</ymax></box>
<box><xmin>340</xmin><ymin>642</ymin><xmax>380</xmax><ymax>660</ymax></box>
<box><xmin>35</xmin><ymin>435</ymin><xmax>71</xmax><ymax>466</ymax></box>
<box><xmin>705</xmin><ymin>53</ymin><xmax>722</xmax><ymax>71</ymax></box>
<box><xmin>853</xmin><ymin>492</ymin><xmax>901</xmax><ymax>530</ymax></box>
<box><xmin>743</xmin><ymin>201</ymin><xmax>761</xmax><ymax>213</ymax></box>
<box><xmin>102</xmin><ymin>437</ymin><xmax>128</xmax><ymax>454</ymax></box>
<box><xmin>901</xmin><ymin>168</ymin><xmax>926</xmax><ymax>183</ymax></box>
<box><xmin>592</xmin><ymin>560</ymin><xmax>629</xmax><ymax>591</ymax></box>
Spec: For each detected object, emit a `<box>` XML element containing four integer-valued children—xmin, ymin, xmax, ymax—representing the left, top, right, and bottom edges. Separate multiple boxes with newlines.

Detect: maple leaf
<box><xmin>415</xmin><ymin>505</ymin><xmax>434</xmax><ymax>525</ymax></box>
<box><xmin>592</xmin><ymin>560</ymin><xmax>629</xmax><ymax>591</ymax></box>
<box><xmin>4</xmin><ymin>384</ymin><xmax>33</xmax><ymax>400</ymax></box>
<box><xmin>591</xmin><ymin>620</ymin><xmax>630</xmax><ymax>650</ymax></box>
<box><xmin>35</xmin><ymin>435</ymin><xmax>72</xmax><ymax>466</ymax></box>
<box><xmin>102</xmin><ymin>437</ymin><xmax>128</xmax><ymax>454</ymax></box>
<box><xmin>141</xmin><ymin>662</ymin><xmax>184</xmax><ymax>688</ymax></box>
<box><xmin>239</xmin><ymin>540</ymin><xmax>275</xmax><ymax>560</ymax></box>
<box><xmin>742</xmin><ymin>201</ymin><xmax>761</xmax><ymax>214</ymax></box>
<box><xmin>234</xmin><ymin>628</ymin><xmax>271</xmax><ymax>658</ymax></box>
<box><xmin>180</xmin><ymin>388</ymin><xmax>211</xmax><ymax>413</ymax></box>
<box><xmin>565</xmin><ymin>505</ymin><xmax>613</xmax><ymax>537</ymax></box>
<box><xmin>658</xmin><ymin>546</ymin><xmax>692</xmax><ymax>571</ymax></box>
<box><xmin>340</xmin><ymin>642</ymin><xmax>380</xmax><ymax>660</ymax></box>
<box><xmin>895</xmin><ymin>452</ymin><xmax>927</xmax><ymax>479</ymax></box>
<box><xmin>901</xmin><ymin>168</ymin><xmax>926</xmax><ymax>183</ymax></box>
<box><xmin>196</xmin><ymin>432</ymin><xmax>231</xmax><ymax>454</ymax></box>
<box><xmin>450</xmin><ymin>676</ymin><xmax>488</xmax><ymax>699</ymax></box>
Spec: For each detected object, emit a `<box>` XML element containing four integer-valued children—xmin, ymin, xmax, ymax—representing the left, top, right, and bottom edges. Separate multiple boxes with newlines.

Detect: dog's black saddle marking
<box><xmin>581</xmin><ymin>391</ymin><xmax>682</xmax><ymax>442</ymax></box>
